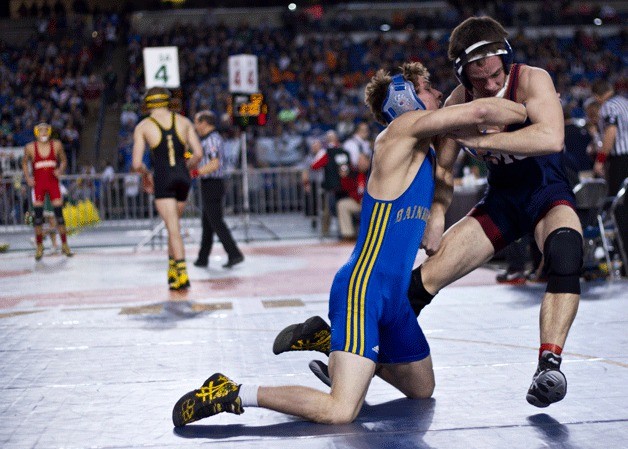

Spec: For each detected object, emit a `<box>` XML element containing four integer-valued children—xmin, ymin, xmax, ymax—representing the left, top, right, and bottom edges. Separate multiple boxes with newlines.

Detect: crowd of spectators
<box><xmin>117</xmin><ymin>7</ymin><xmax>625</xmax><ymax>172</ymax></box>
<box><xmin>290</xmin><ymin>0</ymin><xmax>623</xmax><ymax>33</ymax></box>
<box><xmin>0</xmin><ymin>1</ymin><xmax>624</xmax><ymax>179</ymax></box>
<box><xmin>0</xmin><ymin>4</ymin><xmax>121</xmax><ymax>173</ymax></box>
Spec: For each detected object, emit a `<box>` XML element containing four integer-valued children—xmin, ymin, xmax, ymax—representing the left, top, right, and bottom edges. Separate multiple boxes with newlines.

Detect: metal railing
<box><xmin>0</xmin><ymin>167</ymin><xmax>314</xmax><ymax>234</ymax></box>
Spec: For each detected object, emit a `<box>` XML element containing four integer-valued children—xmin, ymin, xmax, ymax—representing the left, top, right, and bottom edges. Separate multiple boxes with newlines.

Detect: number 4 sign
<box><xmin>229</xmin><ymin>54</ymin><xmax>258</xmax><ymax>94</ymax></box>
<box><xmin>143</xmin><ymin>46</ymin><xmax>181</xmax><ymax>88</ymax></box>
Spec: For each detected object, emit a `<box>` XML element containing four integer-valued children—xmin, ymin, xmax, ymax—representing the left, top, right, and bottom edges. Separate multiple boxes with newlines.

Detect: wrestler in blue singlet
<box><xmin>466</xmin><ymin>64</ymin><xmax>576</xmax><ymax>251</ymax></box>
<box><xmin>328</xmin><ymin>149</ymin><xmax>435</xmax><ymax>363</ymax></box>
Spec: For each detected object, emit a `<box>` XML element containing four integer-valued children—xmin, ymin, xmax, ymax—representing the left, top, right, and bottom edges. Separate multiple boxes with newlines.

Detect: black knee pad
<box><xmin>53</xmin><ymin>206</ymin><xmax>65</xmax><ymax>225</ymax></box>
<box><xmin>543</xmin><ymin>227</ymin><xmax>583</xmax><ymax>294</ymax></box>
<box><xmin>33</xmin><ymin>206</ymin><xmax>44</xmax><ymax>227</ymax></box>
<box><xmin>407</xmin><ymin>266</ymin><xmax>436</xmax><ymax>317</ymax></box>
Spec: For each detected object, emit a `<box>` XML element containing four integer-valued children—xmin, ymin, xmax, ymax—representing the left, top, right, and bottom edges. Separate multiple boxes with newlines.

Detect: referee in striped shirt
<box><xmin>191</xmin><ymin>111</ymin><xmax>244</xmax><ymax>269</ymax></box>
<box><xmin>592</xmin><ymin>79</ymin><xmax>627</xmax><ymax>269</ymax></box>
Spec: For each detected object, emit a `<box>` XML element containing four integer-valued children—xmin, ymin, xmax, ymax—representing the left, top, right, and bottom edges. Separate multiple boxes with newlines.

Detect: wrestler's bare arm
<box><xmin>452</xmin><ymin>68</ymin><xmax>564</xmax><ymax>155</ymax></box>
<box><xmin>54</xmin><ymin>140</ymin><xmax>67</xmax><ymax>177</ymax></box>
<box><xmin>22</xmin><ymin>144</ymin><xmax>34</xmax><ymax>186</ymax></box>
<box><xmin>392</xmin><ymin>94</ymin><xmax>527</xmax><ymax>142</ymax></box>
<box><xmin>422</xmin><ymin>136</ymin><xmax>458</xmax><ymax>255</ymax></box>
<box><xmin>131</xmin><ymin>121</ymin><xmax>150</xmax><ymax>175</ymax></box>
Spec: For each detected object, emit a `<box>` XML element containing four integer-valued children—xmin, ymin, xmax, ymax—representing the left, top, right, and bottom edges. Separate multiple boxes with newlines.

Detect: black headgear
<box><xmin>453</xmin><ymin>39</ymin><xmax>513</xmax><ymax>91</ymax></box>
<box><xmin>381</xmin><ymin>74</ymin><xmax>426</xmax><ymax>124</ymax></box>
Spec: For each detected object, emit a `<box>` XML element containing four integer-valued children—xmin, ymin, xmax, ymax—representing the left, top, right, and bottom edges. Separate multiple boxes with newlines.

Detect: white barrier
<box><xmin>0</xmin><ymin>167</ymin><xmax>316</xmax><ymax>235</ymax></box>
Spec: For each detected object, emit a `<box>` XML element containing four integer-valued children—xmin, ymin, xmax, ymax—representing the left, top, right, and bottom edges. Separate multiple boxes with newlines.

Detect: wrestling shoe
<box><xmin>170</xmin><ymin>262</ymin><xmax>191</xmax><ymax>290</ymax></box>
<box><xmin>526</xmin><ymin>352</ymin><xmax>567</xmax><ymax>408</ymax></box>
<box><xmin>35</xmin><ymin>244</ymin><xmax>44</xmax><ymax>261</ymax></box>
<box><xmin>273</xmin><ymin>316</ymin><xmax>331</xmax><ymax>355</ymax></box>
<box><xmin>168</xmin><ymin>259</ymin><xmax>177</xmax><ymax>285</ymax></box>
<box><xmin>169</xmin><ymin>271</ymin><xmax>190</xmax><ymax>291</ymax></box>
<box><xmin>309</xmin><ymin>360</ymin><xmax>331</xmax><ymax>387</ymax></box>
<box><xmin>177</xmin><ymin>269</ymin><xmax>190</xmax><ymax>289</ymax></box>
<box><xmin>61</xmin><ymin>243</ymin><xmax>74</xmax><ymax>257</ymax></box>
<box><xmin>172</xmin><ymin>373</ymin><xmax>243</xmax><ymax>427</ymax></box>
<box><xmin>496</xmin><ymin>270</ymin><xmax>526</xmax><ymax>285</ymax></box>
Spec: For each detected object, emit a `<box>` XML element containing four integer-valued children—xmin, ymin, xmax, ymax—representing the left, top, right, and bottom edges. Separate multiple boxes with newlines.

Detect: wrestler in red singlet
<box><xmin>22</xmin><ymin>122</ymin><xmax>73</xmax><ymax>260</ymax></box>
<box><xmin>32</xmin><ymin>139</ymin><xmax>62</xmax><ymax>203</ymax></box>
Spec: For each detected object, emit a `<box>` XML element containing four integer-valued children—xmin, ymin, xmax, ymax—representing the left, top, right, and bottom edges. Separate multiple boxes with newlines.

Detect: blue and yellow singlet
<box><xmin>328</xmin><ymin>148</ymin><xmax>435</xmax><ymax>363</ymax></box>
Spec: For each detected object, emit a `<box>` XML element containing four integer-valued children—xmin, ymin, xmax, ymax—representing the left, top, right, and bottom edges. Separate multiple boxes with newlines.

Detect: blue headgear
<box><xmin>381</xmin><ymin>74</ymin><xmax>426</xmax><ymax>123</ymax></box>
<box><xmin>453</xmin><ymin>39</ymin><xmax>514</xmax><ymax>91</ymax></box>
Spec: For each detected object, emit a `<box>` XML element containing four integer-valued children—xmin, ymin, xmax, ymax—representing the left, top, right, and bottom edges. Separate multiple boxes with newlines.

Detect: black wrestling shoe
<box><xmin>526</xmin><ymin>352</ymin><xmax>567</xmax><ymax>408</ymax></box>
<box><xmin>273</xmin><ymin>316</ymin><xmax>331</xmax><ymax>356</ymax></box>
<box><xmin>172</xmin><ymin>373</ymin><xmax>243</xmax><ymax>427</ymax></box>
<box><xmin>309</xmin><ymin>360</ymin><xmax>331</xmax><ymax>387</ymax></box>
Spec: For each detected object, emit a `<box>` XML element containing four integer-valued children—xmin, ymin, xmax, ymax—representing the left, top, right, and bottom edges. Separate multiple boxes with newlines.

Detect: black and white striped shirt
<box><xmin>598</xmin><ymin>95</ymin><xmax>628</xmax><ymax>156</ymax></box>
<box><xmin>199</xmin><ymin>130</ymin><xmax>225</xmax><ymax>179</ymax></box>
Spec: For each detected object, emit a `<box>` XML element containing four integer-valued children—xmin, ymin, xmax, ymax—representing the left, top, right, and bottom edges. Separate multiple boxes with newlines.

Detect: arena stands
<box><xmin>0</xmin><ymin>1</ymin><xmax>624</xmax><ymax>175</ymax></box>
<box><xmin>118</xmin><ymin>2</ymin><xmax>624</xmax><ymax>169</ymax></box>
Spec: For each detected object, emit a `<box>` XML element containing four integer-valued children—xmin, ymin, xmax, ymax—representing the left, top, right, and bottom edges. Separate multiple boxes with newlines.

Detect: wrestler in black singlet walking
<box><xmin>149</xmin><ymin>112</ymin><xmax>191</xmax><ymax>201</ymax></box>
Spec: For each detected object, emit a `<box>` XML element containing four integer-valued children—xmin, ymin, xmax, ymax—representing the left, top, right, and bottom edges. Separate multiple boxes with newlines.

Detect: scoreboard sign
<box><xmin>143</xmin><ymin>46</ymin><xmax>180</xmax><ymax>88</ymax></box>
<box><xmin>228</xmin><ymin>54</ymin><xmax>258</xmax><ymax>94</ymax></box>
<box><xmin>229</xmin><ymin>93</ymin><xmax>267</xmax><ymax>127</ymax></box>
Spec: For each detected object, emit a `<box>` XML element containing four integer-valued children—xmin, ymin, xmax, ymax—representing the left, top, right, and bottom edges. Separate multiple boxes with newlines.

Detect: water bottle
<box><xmin>611</xmin><ymin>254</ymin><xmax>623</xmax><ymax>281</ymax></box>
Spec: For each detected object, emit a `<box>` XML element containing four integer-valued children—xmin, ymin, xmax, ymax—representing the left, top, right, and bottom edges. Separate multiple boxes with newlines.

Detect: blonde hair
<box><xmin>364</xmin><ymin>62</ymin><xmax>430</xmax><ymax>125</ymax></box>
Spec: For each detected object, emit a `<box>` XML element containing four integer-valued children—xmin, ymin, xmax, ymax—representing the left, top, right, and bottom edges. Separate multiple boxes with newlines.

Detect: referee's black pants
<box><xmin>197</xmin><ymin>178</ymin><xmax>242</xmax><ymax>264</ymax></box>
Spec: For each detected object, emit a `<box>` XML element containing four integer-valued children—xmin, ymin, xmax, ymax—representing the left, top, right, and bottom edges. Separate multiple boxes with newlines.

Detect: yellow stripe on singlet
<box><xmin>344</xmin><ymin>202</ymin><xmax>391</xmax><ymax>355</ymax></box>
<box><xmin>345</xmin><ymin>204</ymin><xmax>381</xmax><ymax>352</ymax></box>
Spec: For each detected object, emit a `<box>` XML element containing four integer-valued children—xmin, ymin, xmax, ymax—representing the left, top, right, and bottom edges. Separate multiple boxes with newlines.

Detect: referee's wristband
<box><xmin>595</xmin><ymin>152</ymin><xmax>607</xmax><ymax>164</ymax></box>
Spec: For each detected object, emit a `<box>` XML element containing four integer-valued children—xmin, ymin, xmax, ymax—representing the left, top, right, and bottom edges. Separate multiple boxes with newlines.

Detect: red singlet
<box><xmin>32</xmin><ymin>141</ymin><xmax>61</xmax><ymax>203</ymax></box>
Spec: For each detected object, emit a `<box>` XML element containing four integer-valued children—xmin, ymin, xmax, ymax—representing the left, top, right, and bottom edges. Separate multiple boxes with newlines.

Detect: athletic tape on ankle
<box><xmin>239</xmin><ymin>384</ymin><xmax>259</xmax><ymax>407</ymax></box>
<box><xmin>539</xmin><ymin>343</ymin><xmax>563</xmax><ymax>359</ymax></box>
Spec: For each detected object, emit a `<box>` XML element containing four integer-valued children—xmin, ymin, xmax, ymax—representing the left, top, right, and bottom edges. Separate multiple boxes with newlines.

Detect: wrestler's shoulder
<box><xmin>444</xmin><ymin>85</ymin><xmax>466</xmax><ymax>106</ymax></box>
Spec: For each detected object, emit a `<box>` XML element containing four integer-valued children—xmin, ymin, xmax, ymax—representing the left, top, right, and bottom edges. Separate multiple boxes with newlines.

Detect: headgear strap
<box><xmin>453</xmin><ymin>39</ymin><xmax>514</xmax><ymax>90</ymax></box>
<box><xmin>34</xmin><ymin>122</ymin><xmax>51</xmax><ymax>139</ymax></box>
<box><xmin>381</xmin><ymin>74</ymin><xmax>426</xmax><ymax>124</ymax></box>
<box><xmin>144</xmin><ymin>92</ymin><xmax>170</xmax><ymax>109</ymax></box>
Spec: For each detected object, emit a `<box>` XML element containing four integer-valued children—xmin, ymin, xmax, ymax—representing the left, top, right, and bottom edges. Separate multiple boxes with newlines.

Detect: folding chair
<box><xmin>598</xmin><ymin>177</ymin><xmax>628</xmax><ymax>276</ymax></box>
<box><xmin>573</xmin><ymin>178</ymin><xmax>609</xmax><ymax>272</ymax></box>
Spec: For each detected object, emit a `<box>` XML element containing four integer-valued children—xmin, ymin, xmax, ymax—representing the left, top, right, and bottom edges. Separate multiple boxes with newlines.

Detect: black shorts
<box><xmin>470</xmin><ymin>181</ymin><xmax>576</xmax><ymax>252</ymax></box>
<box><xmin>154</xmin><ymin>170</ymin><xmax>191</xmax><ymax>201</ymax></box>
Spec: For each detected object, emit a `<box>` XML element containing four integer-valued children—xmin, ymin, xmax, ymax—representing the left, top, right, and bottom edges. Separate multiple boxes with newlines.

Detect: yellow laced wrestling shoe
<box><xmin>61</xmin><ymin>243</ymin><xmax>74</xmax><ymax>257</ymax></box>
<box><xmin>273</xmin><ymin>315</ymin><xmax>331</xmax><ymax>355</ymax></box>
<box><xmin>177</xmin><ymin>269</ymin><xmax>190</xmax><ymax>289</ymax></box>
<box><xmin>170</xmin><ymin>261</ymin><xmax>190</xmax><ymax>290</ymax></box>
<box><xmin>35</xmin><ymin>244</ymin><xmax>44</xmax><ymax>261</ymax></box>
<box><xmin>167</xmin><ymin>265</ymin><xmax>177</xmax><ymax>285</ymax></box>
<box><xmin>172</xmin><ymin>373</ymin><xmax>243</xmax><ymax>427</ymax></box>
<box><xmin>169</xmin><ymin>270</ymin><xmax>190</xmax><ymax>291</ymax></box>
